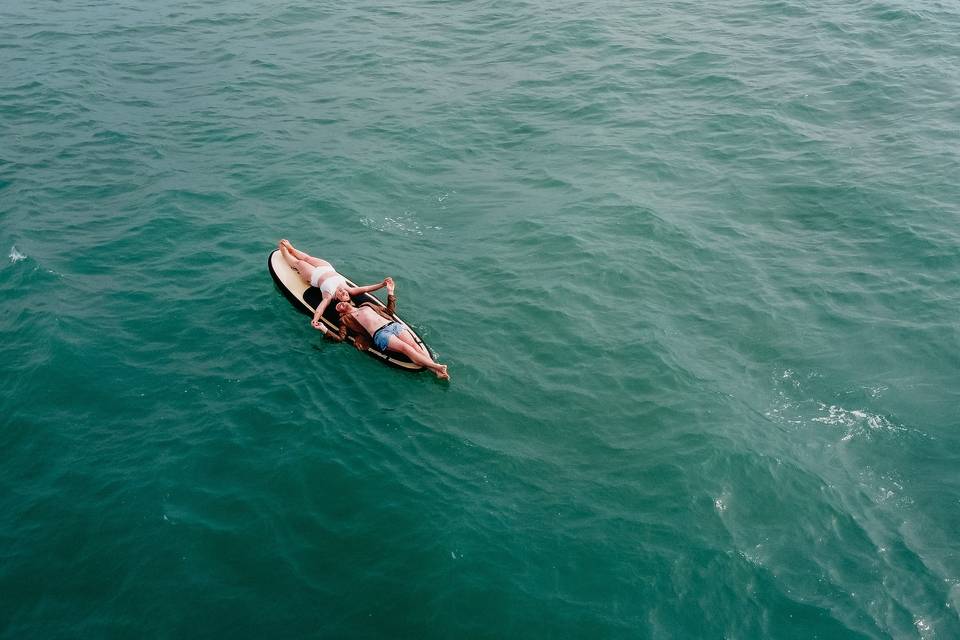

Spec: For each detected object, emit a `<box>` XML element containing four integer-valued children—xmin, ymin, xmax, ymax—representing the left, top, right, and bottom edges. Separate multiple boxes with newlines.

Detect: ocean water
<box><xmin>2</xmin><ymin>0</ymin><xmax>959</xmax><ymax>637</ymax></box>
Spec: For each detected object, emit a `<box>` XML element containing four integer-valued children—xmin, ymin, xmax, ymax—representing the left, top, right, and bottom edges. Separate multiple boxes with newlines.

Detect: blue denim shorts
<box><xmin>372</xmin><ymin>321</ymin><xmax>404</xmax><ymax>351</ymax></box>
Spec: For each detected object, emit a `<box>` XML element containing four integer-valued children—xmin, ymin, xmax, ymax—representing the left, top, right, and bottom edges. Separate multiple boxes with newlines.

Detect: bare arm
<box><xmin>360</xmin><ymin>278</ymin><xmax>397</xmax><ymax>320</ymax></box>
<box><xmin>363</xmin><ymin>279</ymin><xmax>397</xmax><ymax>318</ymax></box>
<box><xmin>384</xmin><ymin>278</ymin><xmax>396</xmax><ymax>315</ymax></box>
<box><xmin>311</xmin><ymin>295</ymin><xmax>333</xmax><ymax>333</ymax></box>
<box><xmin>345</xmin><ymin>276</ymin><xmax>392</xmax><ymax>297</ymax></box>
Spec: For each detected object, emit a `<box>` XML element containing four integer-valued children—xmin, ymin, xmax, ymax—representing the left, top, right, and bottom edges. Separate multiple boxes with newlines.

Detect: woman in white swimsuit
<box><xmin>278</xmin><ymin>239</ymin><xmax>392</xmax><ymax>335</ymax></box>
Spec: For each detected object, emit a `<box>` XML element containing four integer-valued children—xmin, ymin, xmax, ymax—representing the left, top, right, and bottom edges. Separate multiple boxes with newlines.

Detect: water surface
<box><xmin>2</xmin><ymin>0</ymin><xmax>959</xmax><ymax>637</ymax></box>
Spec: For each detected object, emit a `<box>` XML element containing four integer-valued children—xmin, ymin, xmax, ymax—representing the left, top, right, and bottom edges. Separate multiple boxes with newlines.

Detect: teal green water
<box><xmin>2</xmin><ymin>0</ymin><xmax>959</xmax><ymax>637</ymax></box>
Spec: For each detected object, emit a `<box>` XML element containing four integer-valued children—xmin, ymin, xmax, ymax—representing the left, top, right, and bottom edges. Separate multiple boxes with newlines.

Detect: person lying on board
<box><xmin>278</xmin><ymin>239</ymin><xmax>391</xmax><ymax>334</ymax></box>
<box><xmin>329</xmin><ymin>279</ymin><xmax>450</xmax><ymax>380</ymax></box>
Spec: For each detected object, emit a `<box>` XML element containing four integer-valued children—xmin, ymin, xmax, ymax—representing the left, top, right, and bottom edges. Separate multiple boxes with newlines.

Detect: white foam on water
<box><xmin>360</xmin><ymin>213</ymin><xmax>426</xmax><ymax>236</ymax></box>
<box><xmin>9</xmin><ymin>245</ymin><xmax>26</xmax><ymax>263</ymax></box>
<box><xmin>714</xmin><ymin>487</ymin><xmax>731</xmax><ymax>513</ymax></box>
<box><xmin>866</xmin><ymin>385</ymin><xmax>888</xmax><ymax>399</ymax></box>
<box><xmin>765</xmin><ymin>369</ymin><xmax>911</xmax><ymax>443</ymax></box>
<box><xmin>812</xmin><ymin>404</ymin><xmax>904</xmax><ymax>438</ymax></box>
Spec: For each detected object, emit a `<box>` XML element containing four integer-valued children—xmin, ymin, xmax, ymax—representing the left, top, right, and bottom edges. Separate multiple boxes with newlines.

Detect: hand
<box><xmin>312</xmin><ymin>319</ymin><xmax>324</xmax><ymax>331</ymax></box>
<box><xmin>385</xmin><ymin>277</ymin><xmax>394</xmax><ymax>295</ymax></box>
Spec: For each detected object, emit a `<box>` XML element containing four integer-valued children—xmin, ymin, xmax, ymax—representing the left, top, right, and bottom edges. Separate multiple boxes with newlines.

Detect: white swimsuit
<box><xmin>320</xmin><ymin>274</ymin><xmax>347</xmax><ymax>297</ymax></box>
<box><xmin>309</xmin><ymin>265</ymin><xmax>334</xmax><ymax>288</ymax></box>
<box><xmin>311</xmin><ymin>265</ymin><xmax>347</xmax><ymax>297</ymax></box>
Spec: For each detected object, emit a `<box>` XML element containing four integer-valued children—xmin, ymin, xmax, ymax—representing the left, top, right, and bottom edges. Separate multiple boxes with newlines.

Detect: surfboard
<box><xmin>268</xmin><ymin>250</ymin><xmax>430</xmax><ymax>371</ymax></box>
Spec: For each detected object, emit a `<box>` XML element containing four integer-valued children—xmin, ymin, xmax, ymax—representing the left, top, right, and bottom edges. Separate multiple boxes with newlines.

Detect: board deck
<box><xmin>268</xmin><ymin>250</ymin><xmax>429</xmax><ymax>370</ymax></box>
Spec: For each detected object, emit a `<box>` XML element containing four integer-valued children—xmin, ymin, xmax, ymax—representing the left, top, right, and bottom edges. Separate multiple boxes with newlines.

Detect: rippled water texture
<box><xmin>2</xmin><ymin>0</ymin><xmax>959</xmax><ymax>637</ymax></box>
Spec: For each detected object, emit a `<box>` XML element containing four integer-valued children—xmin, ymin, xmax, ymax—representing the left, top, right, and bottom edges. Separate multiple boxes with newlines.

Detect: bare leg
<box><xmin>395</xmin><ymin>327</ymin><xmax>430</xmax><ymax>356</ymax></box>
<box><xmin>279</xmin><ymin>244</ymin><xmax>319</xmax><ymax>285</ymax></box>
<box><xmin>279</xmin><ymin>243</ymin><xmax>299</xmax><ymax>269</ymax></box>
<box><xmin>279</xmin><ymin>239</ymin><xmax>308</xmax><ymax>260</ymax></box>
<box><xmin>281</xmin><ymin>239</ymin><xmax>328</xmax><ymax>268</ymax></box>
<box><xmin>386</xmin><ymin>336</ymin><xmax>449</xmax><ymax>379</ymax></box>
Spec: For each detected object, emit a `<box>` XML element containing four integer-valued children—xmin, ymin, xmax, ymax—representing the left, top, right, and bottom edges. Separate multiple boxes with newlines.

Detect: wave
<box><xmin>8</xmin><ymin>244</ymin><xmax>26</xmax><ymax>263</ymax></box>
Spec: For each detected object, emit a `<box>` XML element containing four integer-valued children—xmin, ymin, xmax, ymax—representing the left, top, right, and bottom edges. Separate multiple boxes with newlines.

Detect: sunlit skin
<box><xmin>336</xmin><ymin>299</ymin><xmax>449</xmax><ymax>380</ymax></box>
<box><xmin>277</xmin><ymin>239</ymin><xmax>391</xmax><ymax>332</ymax></box>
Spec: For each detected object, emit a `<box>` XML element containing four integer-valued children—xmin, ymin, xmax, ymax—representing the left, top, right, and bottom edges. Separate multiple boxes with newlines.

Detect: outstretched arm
<box><xmin>345</xmin><ymin>277</ymin><xmax>392</xmax><ymax>297</ymax></box>
<box><xmin>311</xmin><ymin>295</ymin><xmax>334</xmax><ymax>333</ymax></box>
<box><xmin>384</xmin><ymin>277</ymin><xmax>396</xmax><ymax>315</ymax></box>
<box><xmin>362</xmin><ymin>278</ymin><xmax>397</xmax><ymax>318</ymax></box>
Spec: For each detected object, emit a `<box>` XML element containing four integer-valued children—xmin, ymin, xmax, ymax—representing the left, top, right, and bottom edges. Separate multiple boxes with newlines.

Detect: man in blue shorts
<box><xmin>328</xmin><ymin>279</ymin><xmax>450</xmax><ymax>380</ymax></box>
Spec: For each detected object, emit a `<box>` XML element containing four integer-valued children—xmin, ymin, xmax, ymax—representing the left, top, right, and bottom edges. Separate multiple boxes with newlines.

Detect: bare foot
<box><xmin>282</xmin><ymin>239</ymin><xmax>309</xmax><ymax>261</ymax></box>
<box><xmin>435</xmin><ymin>365</ymin><xmax>450</xmax><ymax>380</ymax></box>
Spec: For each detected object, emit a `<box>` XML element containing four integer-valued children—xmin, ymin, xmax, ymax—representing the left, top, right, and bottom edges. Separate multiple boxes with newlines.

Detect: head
<box><xmin>335</xmin><ymin>300</ymin><xmax>354</xmax><ymax>315</ymax></box>
<box><xmin>334</xmin><ymin>286</ymin><xmax>351</xmax><ymax>302</ymax></box>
